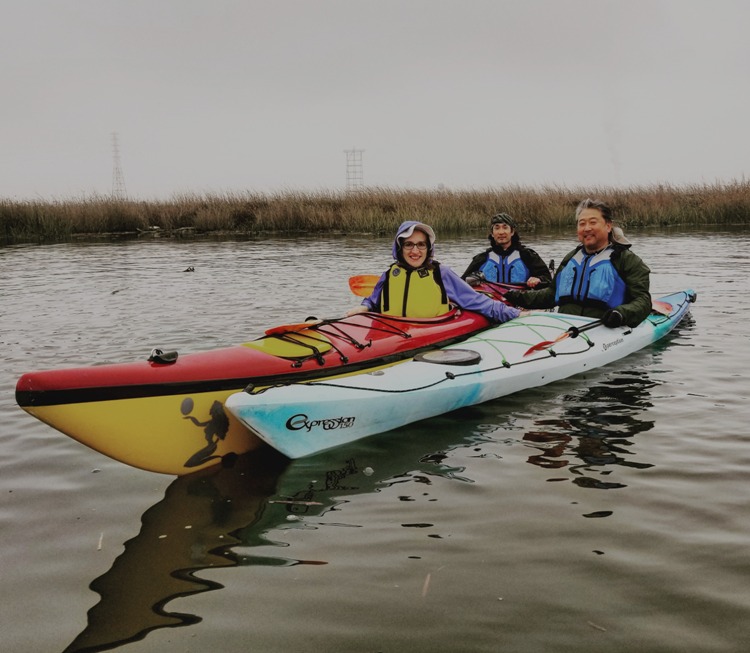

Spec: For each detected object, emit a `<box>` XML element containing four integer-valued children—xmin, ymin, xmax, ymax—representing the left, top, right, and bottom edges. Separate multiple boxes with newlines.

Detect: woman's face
<box><xmin>401</xmin><ymin>229</ymin><xmax>429</xmax><ymax>268</ymax></box>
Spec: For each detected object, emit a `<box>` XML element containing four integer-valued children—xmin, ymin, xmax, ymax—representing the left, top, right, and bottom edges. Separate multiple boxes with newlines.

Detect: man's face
<box><xmin>491</xmin><ymin>222</ymin><xmax>514</xmax><ymax>248</ymax></box>
<box><xmin>577</xmin><ymin>208</ymin><xmax>611</xmax><ymax>253</ymax></box>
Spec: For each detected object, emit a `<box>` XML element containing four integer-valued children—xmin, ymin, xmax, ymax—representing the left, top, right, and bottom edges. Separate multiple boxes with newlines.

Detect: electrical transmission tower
<box><xmin>344</xmin><ymin>148</ymin><xmax>364</xmax><ymax>192</ymax></box>
<box><xmin>111</xmin><ymin>132</ymin><xmax>127</xmax><ymax>200</ymax></box>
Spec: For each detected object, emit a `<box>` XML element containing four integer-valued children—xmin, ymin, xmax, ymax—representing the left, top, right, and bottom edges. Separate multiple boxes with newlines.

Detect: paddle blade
<box><xmin>265</xmin><ymin>319</ymin><xmax>323</xmax><ymax>336</ymax></box>
<box><xmin>651</xmin><ymin>299</ymin><xmax>672</xmax><ymax>315</ymax></box>
<box><xmin>349</xmin><ymin>274</ymin><xmax>380</xmax><ymax>297</ymax></box>
<box><xmin>523</xmin><ymin>332</ymin><xmax>570</xmax><ymax>356</ymax></box>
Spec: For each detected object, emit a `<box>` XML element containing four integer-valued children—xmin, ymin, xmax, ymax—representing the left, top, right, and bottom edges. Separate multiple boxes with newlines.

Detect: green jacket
<box><xmin>510</xmin><ymin>244</ymin><xmax>652</xmax><ymax>327</ymax></box>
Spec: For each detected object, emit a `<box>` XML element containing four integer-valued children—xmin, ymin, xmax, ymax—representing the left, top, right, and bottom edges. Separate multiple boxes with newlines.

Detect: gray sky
<box><xmin>2</xmin><ymin>0</ymin><xmax>748</xmax><ymax>200</ymax></box>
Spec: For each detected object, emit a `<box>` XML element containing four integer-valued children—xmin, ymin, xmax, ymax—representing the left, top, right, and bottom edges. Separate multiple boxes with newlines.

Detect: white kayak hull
<box><xmin>226</xmin><ymin>290</ymin><xmax>695</xmax><ymax>458</ymax></box>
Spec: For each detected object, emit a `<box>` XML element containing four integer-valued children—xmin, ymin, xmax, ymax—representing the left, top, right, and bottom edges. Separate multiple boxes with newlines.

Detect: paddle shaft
<box><xmin>565</xmin><ymin>318</ymin><xmax>604</xmax><ymax>339</ymax></box>
<box><xmin>474</xmin><ymin>278</ymin><xmax>527</xmax><ymax>294</ymax></box>
<box><xmin>349</xmin><ymin>274</ymin><xmax>526</xmax><ymax>299</ymax></box>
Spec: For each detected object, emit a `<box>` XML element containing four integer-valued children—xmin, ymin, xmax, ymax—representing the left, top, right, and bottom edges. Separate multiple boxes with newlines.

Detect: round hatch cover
<box><xmin>413</xmin><ymin>349</ymin><xmax>482</xmax><ymax>366</ymax></box>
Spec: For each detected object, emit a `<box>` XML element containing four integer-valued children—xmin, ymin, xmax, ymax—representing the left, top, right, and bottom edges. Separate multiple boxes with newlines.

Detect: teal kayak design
<box><xmin>225</xmin><ymin>290</ymin><xmax>696</xmax><ymax>459</ymax></box>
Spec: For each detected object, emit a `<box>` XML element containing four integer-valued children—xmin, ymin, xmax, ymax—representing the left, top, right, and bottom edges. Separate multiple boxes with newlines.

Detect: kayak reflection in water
<box><xmin>61</xmin><ymin>433</ymin><xmax>464</xmax><ymax>653</ymax></box>
<box><xmin>62</xmin><ymin>448</ymin><xmax>291</xmax><ymax>653</ymax></box>
<box><xmin>523</xmin><ymin>369</ymin><xmax>658</xmax><ymax>489</ymax></box>
<box><xmin>347</xmin><ymin>220</ymin><xmax>527</xmax><ymax>322</ymax></box>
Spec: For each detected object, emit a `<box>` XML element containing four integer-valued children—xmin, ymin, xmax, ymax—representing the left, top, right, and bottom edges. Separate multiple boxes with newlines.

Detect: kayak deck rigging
<box><xmin>249</xmin><ymin>309</ymin><xmax>469</xmax><ymax>367</ymax></box>
<box><xmin>247</xmin><ymin>313</ymin><xmax>629</xmax><ymax>396</ymax></box>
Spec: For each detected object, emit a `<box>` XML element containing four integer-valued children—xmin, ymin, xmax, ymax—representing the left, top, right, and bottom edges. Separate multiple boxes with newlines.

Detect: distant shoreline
<box><xmin>2</xmin><ymin>183</ymin><xmax>749</xmax><ymax>245</ymax></box>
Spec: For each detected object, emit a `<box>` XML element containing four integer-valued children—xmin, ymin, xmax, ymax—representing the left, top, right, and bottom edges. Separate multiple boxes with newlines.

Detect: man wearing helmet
<box><xmin>462</xmin><ymin>213</ymin><xmax>551</xmax><ymax>289</ymax></box>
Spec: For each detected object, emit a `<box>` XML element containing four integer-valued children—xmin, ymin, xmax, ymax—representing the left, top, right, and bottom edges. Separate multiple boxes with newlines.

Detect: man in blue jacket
<box><xmin>504</xmin><ymin>199</ymin><xmax>651</xmax><ymax>328</ymax></box>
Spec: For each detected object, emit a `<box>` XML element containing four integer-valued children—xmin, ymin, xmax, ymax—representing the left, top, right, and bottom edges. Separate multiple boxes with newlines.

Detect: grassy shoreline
<box><xmin>2</xmin><ymin>182</ymin><xmax>749</xmax><ymax>244</ymax></box>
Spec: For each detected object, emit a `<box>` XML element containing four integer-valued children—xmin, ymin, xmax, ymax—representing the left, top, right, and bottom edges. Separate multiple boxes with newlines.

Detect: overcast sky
<box><xmin>1</xmin><ymin>0</ymin><xmax>748</xmax><ymax>200</ymax></box>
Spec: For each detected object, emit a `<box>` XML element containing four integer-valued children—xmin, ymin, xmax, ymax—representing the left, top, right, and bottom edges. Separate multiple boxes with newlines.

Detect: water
<box><xmin>1</xmin><ymin>229</ymin><xmax>748</xmax><ymax>652</ymax></box>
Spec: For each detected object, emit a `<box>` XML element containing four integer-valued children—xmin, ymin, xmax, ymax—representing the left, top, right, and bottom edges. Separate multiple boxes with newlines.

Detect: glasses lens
<box><xmin>404</xmin><ymin>241</ymin><xmax>427</xmax><ymax>250</ymax></box>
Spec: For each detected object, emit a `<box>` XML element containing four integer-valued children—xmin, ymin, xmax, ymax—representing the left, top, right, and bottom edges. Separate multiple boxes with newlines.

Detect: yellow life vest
<box><xmin>380</xmin><ymin>263</ymin><xmax>449</xmax><ymax>317</ymax></box>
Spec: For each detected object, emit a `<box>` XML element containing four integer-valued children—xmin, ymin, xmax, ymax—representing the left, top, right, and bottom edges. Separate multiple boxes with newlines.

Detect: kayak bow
<box><xmin>15</xmin><ymin>308</ymin><xmax>499</xmax><ymax>475</ymax></box>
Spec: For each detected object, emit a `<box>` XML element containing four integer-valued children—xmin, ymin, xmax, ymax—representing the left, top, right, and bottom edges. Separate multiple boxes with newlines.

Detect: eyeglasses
<box><xmin>402</xmin><ymin>241</ymin><xmax>428</xmax><ymax>251</ymax></box>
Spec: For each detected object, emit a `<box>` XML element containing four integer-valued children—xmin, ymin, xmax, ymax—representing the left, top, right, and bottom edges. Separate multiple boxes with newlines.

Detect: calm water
<box><xmin>1</xmin><ymin>229</ymin><xmax>748</xmax><ymax>653</ymax></box>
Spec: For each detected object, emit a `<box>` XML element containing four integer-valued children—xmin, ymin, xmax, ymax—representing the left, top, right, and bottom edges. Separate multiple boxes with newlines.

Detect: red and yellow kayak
<box><xmin>16</xmin><ymin>304</ymin><xmax>499</xmax><ymax>475</ymax></box>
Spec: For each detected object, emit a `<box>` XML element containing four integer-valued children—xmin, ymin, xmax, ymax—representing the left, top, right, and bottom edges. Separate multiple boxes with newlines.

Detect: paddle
<box><xmin>348</xmin><ymin>273</ymin><xmax>528</xmax><ymax>298</ymax></box>
<box><xmin>523</xmin><ymin>319</ymin><xmax>603</xmax><ymax>357</ymax></box>
<box><xmin>522</xmin><ymin>299</ymin><xmax>672</xmax><ymax>356</ymax></box>
<box><xmin>651</xmin><ymin>299</ymin><xmax>672</xmax><ymax>315</ymax></box>
<box><xmin>470</xmin><ymin>268</ymin><xmax>672</xmax><ymax>315</ymax></box>
<box><xmin>265</xmin><ymin>275</ymin><xmax>381</xmax><ymax>334</ymax></box>
<box><xmin>349</xmin><ymin>274</ymin><xmax>380</xmax><ymax>297</ymax></box>
<box><xmin>474</xmin><ymin>278</ymin><xmax>527</xmax><ymax>295</ymax></box>
<box><xmin>265</xmin><ymin>318</ymin><xmax>323</xmax><ymax>336</ymax></box>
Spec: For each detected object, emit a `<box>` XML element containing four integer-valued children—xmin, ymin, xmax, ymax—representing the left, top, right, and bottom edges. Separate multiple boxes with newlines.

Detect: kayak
<box><xmin>15</xmin><ymin>285</ymin><xmax>507</xmax><ymax>475</ymax></box>
<box><xmin>225</xmin><ymin>290</ymin><xmax>696</xmax><ymax>459</ymax></box>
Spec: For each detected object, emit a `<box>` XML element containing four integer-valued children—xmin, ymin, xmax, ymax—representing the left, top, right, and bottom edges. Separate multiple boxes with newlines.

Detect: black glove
<box><xmin>602</xmin><ymin>309</ymin><xmax>624</xmax><ymax>328</ymax></box>
<box><xmin>465</xmin><ymin>275</ymin><xmax>482</xmax><ymax>287</ymax></box>
<box><xmin>504</xmin><ymin>290</ymin><xmax>522</xmax><ymax>305</ymax></box>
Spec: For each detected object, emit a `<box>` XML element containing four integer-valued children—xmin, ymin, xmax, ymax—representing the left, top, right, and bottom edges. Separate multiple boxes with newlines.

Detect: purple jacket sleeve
<box><xmin>441</xmin><ymin>265</ymin><xmax>522</xmax><ymax>323</ymax></box>
<box><xmin>361</xmin><ymin>266</ymin><xmax>521</xmax><ymax>323</ymax></box>
<box><xmin>360</xmin><ymin>272</ymin><xmax>387</xmax><ymax>311</ymax></box>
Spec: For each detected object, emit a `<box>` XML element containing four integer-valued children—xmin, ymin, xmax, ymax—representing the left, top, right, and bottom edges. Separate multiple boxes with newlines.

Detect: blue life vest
<box><xmin>555</xmin><ymin>247</ymin><xmax>626</xmax><ymax>309</ymax></box>
<box><xmin>479</xmin><ymin>250</ymin><xmax>530</xmax><ymax>284</ymax></box>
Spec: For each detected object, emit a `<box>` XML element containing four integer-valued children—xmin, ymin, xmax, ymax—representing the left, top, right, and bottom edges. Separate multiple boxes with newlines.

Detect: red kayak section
<box><xmin>16</xmin><ymin>309</ymin><xmax>494</xmax><ymax>407</ymax></box>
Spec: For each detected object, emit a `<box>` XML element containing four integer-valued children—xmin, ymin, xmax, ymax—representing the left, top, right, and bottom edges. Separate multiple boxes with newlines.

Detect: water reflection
<box><xmin>63</xmin><ymin>425</ymin><xmax>476</xmax><ymax>653</ymax></box>
<box><xmin>520</xmin><ymin>349</ymin><xmax>677</xmax><ymax>499</ymax></box>
<box><xmin>63</xmin><ymin>449</ymin><xmax>289</xmax><ymax>653</ymax></box>
<box><xmin>526</xmin><ymin>321</ymin><xmax>694</xmax><ymax>491</ymax></box>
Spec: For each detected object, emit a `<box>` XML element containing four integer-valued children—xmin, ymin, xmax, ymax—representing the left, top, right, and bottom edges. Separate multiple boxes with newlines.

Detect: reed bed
<box><xmin>2</xmin><ymin>181</ymin><xmax>749</xmax><ymax>244</ymax></box>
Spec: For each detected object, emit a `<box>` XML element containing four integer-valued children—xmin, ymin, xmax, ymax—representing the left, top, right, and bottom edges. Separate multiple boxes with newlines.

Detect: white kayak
<box><xmin>226</xmin><ymin>290</ymin><xmax>696</xmax><ymax>459</ymax></box>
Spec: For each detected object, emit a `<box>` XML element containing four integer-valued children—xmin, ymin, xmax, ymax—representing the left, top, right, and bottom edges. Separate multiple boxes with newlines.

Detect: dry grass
<box><xmin>2</xmin><ymin>181</ymin><xmax>749</xmax><ymax>244</ymax></box>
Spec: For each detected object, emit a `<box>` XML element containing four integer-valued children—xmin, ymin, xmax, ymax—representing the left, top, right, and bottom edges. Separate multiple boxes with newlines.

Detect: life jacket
<box><xmin>555</xmin><ymin>247</ymin><xmax>626</xmax><ymax>310</ymax></box>
<box><xmin>380</xmin><ymin>262</ymin><xmax>449</xmax><ymax>317</ymax></box>
<box><xmin>479</xmin><ymin>249</ymin><xmax>530</xmax><ymax>284</ymax></box>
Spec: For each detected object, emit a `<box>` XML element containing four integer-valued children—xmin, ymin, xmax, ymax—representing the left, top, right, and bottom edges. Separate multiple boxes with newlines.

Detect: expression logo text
<box><xmin>286</xmin><ymin>413</ymin><xmax>356</xmax><ymax>432</ymax></box>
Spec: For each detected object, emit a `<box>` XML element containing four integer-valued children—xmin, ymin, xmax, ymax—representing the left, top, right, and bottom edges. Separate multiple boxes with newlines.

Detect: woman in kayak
<box><xmin>461</xmin><ymin>212</ymin><xmax>551</xmax><ymax>288</ymax></box>
<box><xmin>347</xmin><ymin>221</ymin><xmax>524</xmax><ymax>322</ymax></box>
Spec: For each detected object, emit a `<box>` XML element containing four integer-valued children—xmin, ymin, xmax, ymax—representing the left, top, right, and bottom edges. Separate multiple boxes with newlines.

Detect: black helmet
<box><xmin>490</xmin><ymin>213</ymin><xmax>517</xmax><ymax>230</ymax></box>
